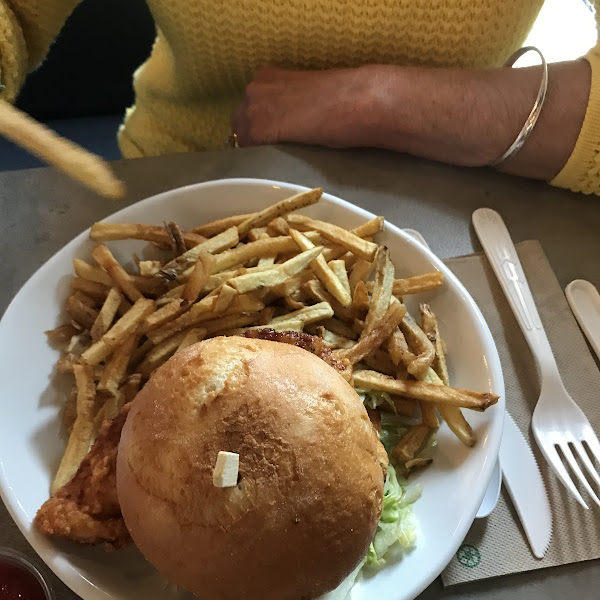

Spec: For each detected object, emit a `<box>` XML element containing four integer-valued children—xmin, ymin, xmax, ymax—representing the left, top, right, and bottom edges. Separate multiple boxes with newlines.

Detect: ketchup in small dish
<box><xmin>0</xmin><ymin>548</ymin><xmax>52</xmax><ymax>600</ymax></box>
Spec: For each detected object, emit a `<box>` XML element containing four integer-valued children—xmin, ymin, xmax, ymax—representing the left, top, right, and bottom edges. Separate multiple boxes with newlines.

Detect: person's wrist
<box><xmin>361</xmin><ymin>64</ymin><xmax>520</xmax><ymax>166</ymax></box>
<box><xmin>308</xmin><ymin>65</ymin><xmax>389</xmax><ymax>149</ymax></box>
<box><xmin>491</xmin><ymin>60</ymin><xmax>590</xmax><ymax>179</ymax></box>
<box><xmin>358</xmin><ymin>64</ymin><xmax>409</xmax><ymax>150</ymax></box>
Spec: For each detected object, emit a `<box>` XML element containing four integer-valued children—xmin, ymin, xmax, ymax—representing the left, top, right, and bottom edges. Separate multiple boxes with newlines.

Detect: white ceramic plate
<box><xmin>0</xmin><ymin>178</ymin><xmax>504</xmax><ymax>600</ymax></box>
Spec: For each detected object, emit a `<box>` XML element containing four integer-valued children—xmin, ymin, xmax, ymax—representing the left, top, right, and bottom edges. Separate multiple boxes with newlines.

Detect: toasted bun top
<box><xmin>117</xmin><ymin>336</ymin><xmax>387</xmax><ymax>600</ymax></box>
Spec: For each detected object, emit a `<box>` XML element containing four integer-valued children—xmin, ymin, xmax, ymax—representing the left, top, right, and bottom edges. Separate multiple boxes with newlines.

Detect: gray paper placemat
<box><xmin>441</xmin><ymin>240</ymin><xmax>600</xmax><ymax>585</ymax></box>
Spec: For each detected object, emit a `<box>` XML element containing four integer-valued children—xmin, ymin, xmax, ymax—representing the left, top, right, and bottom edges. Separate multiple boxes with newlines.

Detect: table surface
<box><xmin>1</xmin><ymin>145</ymin><xmax>598</xmax><ymax>599</ymax></box>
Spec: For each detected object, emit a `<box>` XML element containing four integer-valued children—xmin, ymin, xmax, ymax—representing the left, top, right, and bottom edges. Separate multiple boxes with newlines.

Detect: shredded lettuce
<box><xmin>357</xmin><ymin>389</ymin><xmax>395</xmax><ymax>411</ymax></box>
<box><xmin>364</xmin><ymin>464</ymin><xmax>422</xmax><ymax>569</ymax></box>
<box><xmin>357</xmin><ymin>390</ymin><xmax>431</xmax><ymax>571</ymax></box>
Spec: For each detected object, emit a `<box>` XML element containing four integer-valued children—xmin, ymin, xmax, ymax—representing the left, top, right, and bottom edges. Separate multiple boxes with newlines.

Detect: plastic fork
<box><xmin>472</xmin><ymin>208</ymin><xmax>600</xmax><ymax>509</ymax></box>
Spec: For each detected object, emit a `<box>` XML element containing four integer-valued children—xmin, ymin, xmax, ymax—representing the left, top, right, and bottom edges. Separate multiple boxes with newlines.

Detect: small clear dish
<box><xmin>0</xmin><ymin>546</ymin><xmax>54</xmax><ymax>600</ymax></box>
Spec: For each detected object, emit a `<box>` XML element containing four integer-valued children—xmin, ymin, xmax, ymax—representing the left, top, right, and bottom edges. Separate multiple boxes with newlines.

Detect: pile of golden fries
<box><xmin>46</xmin><ymin>187</ymin><xmax>498</xmax><ymax>492</ymax></box>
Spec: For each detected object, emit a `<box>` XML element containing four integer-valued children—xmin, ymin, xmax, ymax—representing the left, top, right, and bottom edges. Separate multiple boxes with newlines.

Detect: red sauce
<box><xmin>0</xmin><ymin>562</ymin><xmax>47</xmax><ymax>600</ymax></box>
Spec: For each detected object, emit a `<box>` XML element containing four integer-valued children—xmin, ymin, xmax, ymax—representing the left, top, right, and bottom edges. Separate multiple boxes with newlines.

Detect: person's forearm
<box><xmin>362</xmin><ymin>61</ymin><xmax>590</xmax><ymax>180</ymax></box>
<box><xmin>233</xmin><ymin>61</ymin><xmax>590</xmax><ymax>181</ymax></box>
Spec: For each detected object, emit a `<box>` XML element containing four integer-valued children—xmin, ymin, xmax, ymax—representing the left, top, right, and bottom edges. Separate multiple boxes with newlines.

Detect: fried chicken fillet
<box><xmin>244</xmin><ymin>329</ymin><xmax>351</xmax><ymax>380</ymax></box>
<box><xmin>34</xmin><ymin>404</ymin><xmax>131</xmax><ymax>550</ymax></box>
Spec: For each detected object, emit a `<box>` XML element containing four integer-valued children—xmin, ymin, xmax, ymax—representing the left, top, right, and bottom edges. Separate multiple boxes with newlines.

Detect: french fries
<box><xmin>46</xmin><ymin>187</ymin><xmax>498</xmax><ymax>503</ymax></box>
<box><xmin>71</xmin><ymin>292</ymin><xmax>97</xmax><ymax>309</ymax></box>
<box><xmin>237</xmin><ymin>188</ymin><xmax>322</xmax><ymax>236</ymax></box>
<box><xmin>302</xmin><ymin>279</ymin><xmax>352</xmax><ymax>321</ymax></box>
<box><xmin>138</xmin><ymin>330</ymin><xmax>190</xmax><ymax>378</ymax></box>
<box><xmin>51</xmin><ymin>364</ymin><xmax>96</xmax><ymax>494</ymax></box>
<box><xmin>352</xmin><ymin>280</ymin><xmax>370</xmax><ymax>319</ymax></box>
<box><xmin>388</xmin><ymin>396</ymin><xmax>418</xmax><ymax>417</ymax></box>
<box><xmin>70</xmin><ymin>277</ymin><xmax>111</xmax><ymax>301</ymax></box>
<box><xmin>405</xmin><ymin>457</ymin><xmax>433</xmax><ymax>473</ymax></box>
<box><xmin>250</xmin><ymin>302</ymin><xmax>334</xmax><ymax>331</ymax></box>
<box><xmin>284</xmin><ymin>292</ymin><xmax>306</xmax><ymax>311</ymax></box>
<box><xmin>387</xmin><ymin>328</ymin><xmax>415</xmax><ymax>367</ymax></box>
<box><xmin>363</xmin><ymin>247</ymin><xmax>394</xmax><ymax>334</ymax></box>
<box><xmin>351</xmin><ymin>216</ymin><xmax>384</xmax><ymax>238</ymax></box>
<box><xmin>352</xmin><ymin>370</ymin><xmax>499</xmax><ymax>411</ymax></box>
<box><xmin>289</xmin><ymin>229</ymin><xmax>351</xmax><ymax>307</ymax></box>
<box><xmin>148</xmin><ymin>294</ymin><xmax>264</xmax><ymax>345</ymax></box>
<box><xmin>328</xmin><ymin>260</ymin><xmax>352</xmax><ymax>304</ymax></box>
<box><xmin>147</xmin><ymin>295</ymin><xmax>217</xmax><ymax>344</ymax></box>
<box><xmin>392</xmin><ymin>424</ymin><xmax>431</xmax><ymax>462</ymax></box>
<box><xmin>367</xmin><ymin>408</ymin><xmax>382</xmax><ymax>433</ymax></box>
<box><xmin>420</xmin><ymin>401</ymin><xmax>440</xmax><ymax>429</ymax></box>
<box><xmin>267</xmin><ymin>217</ymin><xmax>290</xmax><ymax>236</ymax></box>
<box><xmin>399</xmin><ymin>312</ymin><xmax>436</xmax><ymax>377</ymax></box>
<box><xmin>66</xmin><ymin>294</ymin><xmax>99</xmax><ymax>329</ymax></box>
<box><xmin>164</xmin><ymin>221</ymin><xmax>187</xmax><ymax>256</ymax></box>
<box><xmin>188</xmin><ymin>213</ymin><xmax>251</xmax><ymax>237</ymax></box>
<box><xmin>160</xmin><ymin>227</ymin><xmax>238</xmax><ymax>279</ymax></box>
<box><xmin>176</xmin><ymin>328</ymin><xmax>207</xmax><ymax>351</ymax></box>
<box><xmin>361</xmin><ymin>349</ymin><xmax>397</xmax><ymax>376</ymax></box>
<box><xmin>392</xmin><ymin>272</ymin><xmax>444</xmax><ymax>296</ymax></box>
<box><xmin>73</xmin><ymin>259</ymin><xmax>113</xmax><ymax>286</ymax></box>
<box><xmin>81</xmin><ymin>298</ymin><xmax>155</xmax><ymax>366</ymax></box>
<box><xmin>62</xmin><ymin>387</ymin><xmax>78</xmax><ymax>433</ymax></box>
<box><xmin>90</xmin><ymin>288</ymin><xmax>122</xmax><ymax>342</ymax></box>
<box><xmin>139</xmin><ymin>260</ymin><xmax>162</xmax><ymax>276</ymax></box>
<box><xmin>210</xmin><ymin>232</ymin><xmax>319</xmax><ymax>274</ymax></box>
<box><xmin>349</xmin><ymin>259</ymin><xmax>374</xmax><ymax>294</ymax></box>
<box><xmin>141</xmin><ymin>299</ymin><xmax>187</xmax><ymax>334</ymax></box>
<box><xmin>287</xmin><ymin>213</ymin><xmax>378</xmax><ymax>261</ymax></box>
<box><xmin>92</xmin><ymin>244</ymin><xmax>142</xmax><ymax>302</ymax></box>
<box><xmin>45</xmin><ymin>323</ymin><xmax>80</xmax><ymax>345</ymax></box>
<box><xmin>321</xmin><ymin>317</ymin><xmax>359</xmax><ymax>340</ymax></box>
<box><xmin>203</xmin><ymin>313</ymin><xmax>261</xmax><ymax>336</ymax></box>
<box><xmin>229</xmin><ymin>246</ymin><xmax>322</xmax><ymax>294</ymax></box>
<box><xmin>422</xmin><ymin>367</ymin><xmax>475</xmax><ymax>447</ymax></box>
<box><xmin>420</xmin><ymin>303</ymin><xmax>450</xmax><ymax>385</ymax></box>
<box><xmin>90</xmin><ymin>222</ymin><xmax>204</xmax><ymax>249</ymax></box>
<box><xmin>94</xmin><ymin>390</ymin><xmax>124</xmax><ymax>427</ymax></box>
<box><xmin>97</xmin><ymin>333</ymin><xmax>140</xmax><ymax>395</ymax></box>
<box><xmin>336</xmin><ymin>300</ymin><xmax>406</xmax><ymax>365</ymax></box>
<box><xmin>182</xmin><ymin>254</ymin><xmax>213</xmax><ymax>302</ymax></box>
<box><xmin>315</xmin><ymin>326</ymin><xmax>355</xmax><ymax>349</ymax></box>
<box><xmin>120</xmin><ymin>373</ymin><xmax>142</xmax><ymax>404</ymax></box>
<box><xmin>213</xmin><ymin>284</ymin><xmax>238</xmax><ymax>313</ymax></box>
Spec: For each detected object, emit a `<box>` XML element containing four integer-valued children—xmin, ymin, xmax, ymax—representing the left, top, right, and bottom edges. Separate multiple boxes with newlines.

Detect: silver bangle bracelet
<box><xmin>490</xmin><ymin>46</ymin><xmax>548</xmax><ymax>167</ymax></box>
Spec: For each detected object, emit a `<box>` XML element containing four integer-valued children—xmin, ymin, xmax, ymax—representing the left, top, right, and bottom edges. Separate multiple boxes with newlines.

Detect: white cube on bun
<box><xmin>116</xmin><ymin>336</ymin><xmax>388</xmax><ymax>600</ymax></box>
<box><xmin>212</xmin><ymin>451</ymin><xmax>239</xmax><ymax>488</ymax></box>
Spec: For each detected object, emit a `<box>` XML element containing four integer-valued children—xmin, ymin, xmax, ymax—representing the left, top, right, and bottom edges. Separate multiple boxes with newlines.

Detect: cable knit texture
<box><xmin>550</xmin><ymin>9</ymin><xmax>600</xmax><ymax>195</ymax></box>
<box><xmin>0</xmin><ymin>0</ymin><xmax>598</xmax><ymax>195</ymax></box>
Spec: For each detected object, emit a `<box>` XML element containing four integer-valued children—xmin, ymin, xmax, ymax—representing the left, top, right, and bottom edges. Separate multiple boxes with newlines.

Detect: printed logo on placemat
<box><xmin>457</xmin><ymin>544</ymin><xmax>481</xmax><ymax>568</ymax></box>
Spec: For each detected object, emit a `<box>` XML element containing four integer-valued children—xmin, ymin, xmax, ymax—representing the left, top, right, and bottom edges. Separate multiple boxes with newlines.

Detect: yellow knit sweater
<box><xmin>0</xmin><ymin>1</ymin><xmax>599</xmax><ymax>194</ymax></box>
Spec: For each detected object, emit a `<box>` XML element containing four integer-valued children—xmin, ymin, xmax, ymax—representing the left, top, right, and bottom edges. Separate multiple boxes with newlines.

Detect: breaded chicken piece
<box><xmin>34</xmin><ymin>404</ymin><xmax>131</xmax><ymax>550</ymax></box>
<box><xmin>243</xmin><ymin>329</ymin><xmax>351</xmax><ymax>379</ymax></box>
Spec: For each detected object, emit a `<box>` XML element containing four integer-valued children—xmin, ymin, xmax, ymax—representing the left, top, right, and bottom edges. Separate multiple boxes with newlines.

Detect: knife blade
<box><xmin>499</xmin><ymin>411</ymin><xmax>552</xmax><ymax>558</ymax></box>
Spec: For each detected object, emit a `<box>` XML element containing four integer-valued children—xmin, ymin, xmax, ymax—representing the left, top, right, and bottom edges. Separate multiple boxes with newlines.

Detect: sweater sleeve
<box><xmin>550</xmin><ymin>4</ymin><xmax>600</xmax><ymax>195</ymax></box>
<box><xmin>0</xmin><ymin>0</ymin><xmax>80</xmax><ymax>102</ymax></box>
